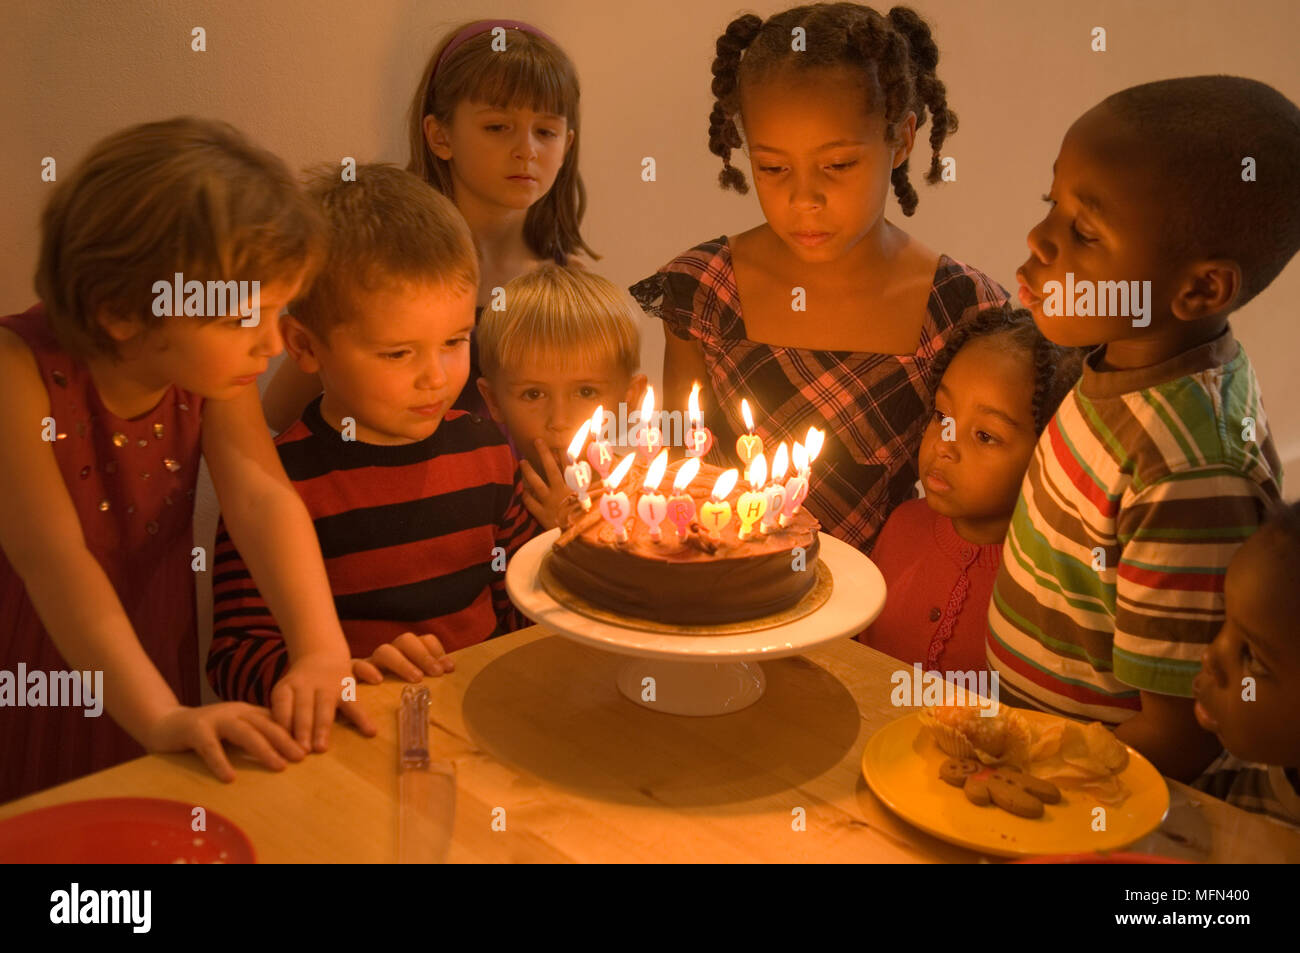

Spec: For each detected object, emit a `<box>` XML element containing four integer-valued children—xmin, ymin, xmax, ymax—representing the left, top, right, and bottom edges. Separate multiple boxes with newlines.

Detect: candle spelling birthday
<box><xmin>636</xmin><ymin>449</ymin><xmax>670</xmax><ymax>543</ymax></box>
<box><xmin>699</xmin><ymin>468</ymin><xmax>739</xmax><ymax>541</ymax></box>
<box><xmin>761</xmin><ymin>442</ymin><xmax>788</xmax><ymax>534</ymax></box>
<box><xmin>666</xmin><ymin>456</ymin><xmax>701</xmax><ymax>539</ymax></box>
<box><xmin>736</xmin><ymin>453</ymin><xmax>768</xmax><ymax>541</ymax></box>
<box><xmin>781</xmin><ymin>441</ymin><xmax>809</xmax><ymax>526</ymax></box>
<box><xmin>564</xmin><ymin>419</ymin><xmax>594</xmax><ymax>510</ymax></box>
<box><xmin>598</xmin><ymin>452</ymin><xmax>637</xmax><ymax>542</ymax></box>
<box><xmin>685</xmin><ymin>382</ymin><xmax>713</xmax><ymax>458</ymax></box>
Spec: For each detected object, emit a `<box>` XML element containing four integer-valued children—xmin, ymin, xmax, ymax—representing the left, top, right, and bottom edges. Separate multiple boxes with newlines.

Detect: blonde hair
<box><xmin>477</xmin><ymin>264</ymin><xmax>640</xmax><ymax>380</ymax></box>
<box><xmin>35</xmin><ymin>116</ymin><xmax>325</xmax><ymax>358</ymax></box>
<box><xmin>294</xmin><ymin>163</ymin><xmax>479</xmax><ymax>335</ymax></box>
<box><xmin>407</xmin><ymin>20</ymin><xmax>598</xmax><ymax>263</ymax></box>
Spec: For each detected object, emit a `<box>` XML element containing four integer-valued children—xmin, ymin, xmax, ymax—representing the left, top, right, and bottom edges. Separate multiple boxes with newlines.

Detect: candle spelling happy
<box><xmin>563</xmin><ymin>419</ymin><xmax>594</xmax><ymax>510</ymax></box>
<box><xmin>735</xmin><ymin>398</ymin><xmax>764</xmax><ymax>468</ymax></box>
<box><xmin>699</xmin><ymin>468</ymin><xmax>739</xmax><ymax>541</ymax></box>
<box><xmin>636</xmin><ymin>449</ymin><xmax>670</xmax><ymax>542</ymax></box>
<box><xmin>760</xmin><ymin>442</ymin><xmax>789</xmax><ymax>534</ymax></box>
<box><xmin>666</xmin><ymin>455</ymin><xmax>701</xmax><ymax>540</ymax></box>
<box><xmin>684</xmin><ymin>382</ymin><xmax>713</xmax><ymax>459</ymax></box>
<box><xmin>633</xmin><ymin>386</ymin><xmax>663</xmax><ymax>464</ymax></box>
<box><xmin>586</xmin><ymin>405</ymin><xmax>615</xmax><ymax>479</ymax></box>
<box><xmin>598</xmin><ymin>452</ymin><xmax>637</xmax><ymax>543</ymax></box>
<box><xmin>736</xmin><ymin>453</ymin><xmax>769</xmax><ymax>541</ymax></box>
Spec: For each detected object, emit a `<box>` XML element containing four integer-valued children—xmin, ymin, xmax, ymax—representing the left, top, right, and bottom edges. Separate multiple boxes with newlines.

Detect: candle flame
<box><xmin>805</xmin><ymin>426</ymin><xmax>825</xmax><ymax>463</ymax></box>
<box><xmin>672</xmin><ymin>455</ymin><xmax>701</xmax><ymax>492</ymax></box>
<box><xmin>740</xmin><ymin>398</ymin><xmax>755</xmax><ymax>434</ymax></box>
<box><xmin>792</xmin><ymin>441</ymin><xmax>808</xmax><ymax>473</ymax></box>
<box><xmin>710</xmin><ymin>468</ymin><xmax>739</xmax><ymax>501</ymax></box>
<box><xmin>640</xmin><ymin>386</ymin><xmax>655</xmax><ymax>424</ymax></box>
<box><xmin>645</xmin><ymin>449</ymin><xmax>669</xmax><ymax>490</ymax></box>
<box><xmin>771</xmin><ymin>442</ymin><xmax>789</xmax><ymax>481</ymax></box>
<box><xmin>566</xmin><ymin>419</ymin><xmax>592</xmax><ymax>462</ymax></box>
<box><xmin>688</xmin><ymin>382</ymin><xmax>702</xmax><ymax>426</ymax></box>
<box><xmin>589</xmin><ymin>405</ymin><xmax>605</xmax><ymax>439</ymax></box>
<box><xmin>746</xmin><ymin>452</ymin><xmax>767</xmax><ymax>489</ymax></box>
<box><xmin>605</xmin><ymin>451</ymin><xmax>637</xmax><ymax>492</ymax></box>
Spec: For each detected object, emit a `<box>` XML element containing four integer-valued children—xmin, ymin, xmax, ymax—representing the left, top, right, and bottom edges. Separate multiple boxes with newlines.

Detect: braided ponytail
<box><xmin>708</xmin><ymin>14</ymin><xmax>764</xmax><ymax>193</ymax></box>
<box><xmin>888</xmin><ymin>6</ymin><xmax>958</xmax><ymax>185</ymax></box>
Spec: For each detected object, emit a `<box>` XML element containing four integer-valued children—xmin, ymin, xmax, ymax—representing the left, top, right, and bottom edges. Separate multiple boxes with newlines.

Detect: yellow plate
<box><xmin>861</xmin><ymin>711</ymin><xmax>1170</xmax><ymax>858</ymax></box>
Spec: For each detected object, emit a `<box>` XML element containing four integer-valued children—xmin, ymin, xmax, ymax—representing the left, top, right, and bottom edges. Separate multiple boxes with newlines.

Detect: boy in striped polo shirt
<box><xmin>992</xmin><ymin>76</ymin><xmax>1299</xmax><ymax>781</ymax></box>
<box><xmin>208</xmin><ymin>165</ymin><xmax>537</xmax><ymax>704</ymax></box>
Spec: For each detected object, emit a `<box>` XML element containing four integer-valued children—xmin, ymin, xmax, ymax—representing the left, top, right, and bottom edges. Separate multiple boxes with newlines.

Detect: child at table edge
<box><xmin>1190</xmin><ymin>500</ymin><xmax>1300</xmax><ymax>831</ymax></box>
<box><xmin>988</xmin><ymin>76</ymin><xmax>1296</xmax><ymax>782</ymax></box>
<box><xmin>207</xmin><ymin>164</ymin><xmax>537</xmax><ymax>703</ymax></box>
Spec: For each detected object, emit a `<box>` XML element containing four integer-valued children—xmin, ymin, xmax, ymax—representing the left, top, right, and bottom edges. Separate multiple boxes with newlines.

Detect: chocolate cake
<box><xmin>548</xmin><ymin>459</ymin><xmax>821</xmax><ymax>625</ymax></box>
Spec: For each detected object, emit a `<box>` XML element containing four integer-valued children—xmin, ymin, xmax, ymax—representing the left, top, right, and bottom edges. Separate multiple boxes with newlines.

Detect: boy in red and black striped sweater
<box><xmin>208</xmin><ymin>165</ymin><xmax>536</xmax><ymax>704</ymax></box>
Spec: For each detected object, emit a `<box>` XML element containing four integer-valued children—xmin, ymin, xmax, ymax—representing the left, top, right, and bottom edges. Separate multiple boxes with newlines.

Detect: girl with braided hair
<box><xmin>858</xmin><ymin>305</ymin><xmax>1083</xmax><ymax>672</ymax></box>
<box><xmin>632</xmin><ymin>3</ymin><xmax>1010</xmax><ymax>555</ymax></box>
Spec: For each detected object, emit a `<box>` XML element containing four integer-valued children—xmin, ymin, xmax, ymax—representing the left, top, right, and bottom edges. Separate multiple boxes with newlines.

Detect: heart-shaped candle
<box><xmin>586</xmin><ymin>405</ymin><xmax>615</xmax><ymax>478</ymax></box>
<box><xmin>598</xmin><ymin>452</ymin><xmax>637</xmax><ymax>543</ymax></box>
<box><xmin>666</xmin><ymin>456</ymin><xmax>701</xmax><ymax>540</ymax></box>
<box><xmin>685</xmin><ymin>382</ymin><xmax>713</xmax><ymax>458</ymax></box>
<box><xmin>636</xmin><ymin>449</ymin><xmax>670</xmax><ymax>542</ymax></box>
<box><xmin>735</xmin><ymin>398</ymin><xmax>764</xmax><ymax>468</ymax></box>
<box><xmin>699</xmin><ymin>467</ymin><xmax>739</xmax><ymax>541</ymax></box>
<box><xmin>760</xmin><ymin>442</ymin><xmax>789</xmax><ymax>533</ymax></box>
<box><xmin>563</xmin><ymin>419</ymin><xmax>594</xmax><ymax>510</ymax></box>
<box><xmin>633</xmin><ymin>386</ymin><xmax>663</xmax><ymax>463</ymax></box>
<box><xmin>736</xmin><ymin>453</ymin><xmax>768</xmax><ymax>541</ymax></box>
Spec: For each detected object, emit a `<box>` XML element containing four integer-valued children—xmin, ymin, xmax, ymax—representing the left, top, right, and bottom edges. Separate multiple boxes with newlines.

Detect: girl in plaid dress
<box><xmin>632</xmin><ymin>4</ymin><xmax>1008</xmax><ymax>554</ymax></box>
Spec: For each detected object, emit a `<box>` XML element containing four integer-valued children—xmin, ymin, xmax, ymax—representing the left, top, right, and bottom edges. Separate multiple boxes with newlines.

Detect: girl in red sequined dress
<box><xmin>0</xmin><ymin>118</ymin><xmax>376</xmax><ymax>803</ymax></box>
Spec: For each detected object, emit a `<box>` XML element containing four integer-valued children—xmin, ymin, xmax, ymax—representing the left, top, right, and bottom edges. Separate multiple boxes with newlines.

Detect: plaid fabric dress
<box><xmin>631</xmin><ymin>236</ymin><xmax>1009</xmax><ymax>554</ymax></box>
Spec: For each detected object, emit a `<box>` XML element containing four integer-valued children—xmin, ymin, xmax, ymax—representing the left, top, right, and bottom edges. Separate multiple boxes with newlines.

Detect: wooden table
<box><xmin>3</xmin><ymin>626</ymin><xmax>1297</xmax><ymax>862</ymax></box>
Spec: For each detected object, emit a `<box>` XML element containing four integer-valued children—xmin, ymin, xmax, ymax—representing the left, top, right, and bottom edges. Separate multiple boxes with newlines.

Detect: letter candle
<box><xmin>636</xmin><ymin>449</ymin><xmax>670</xmax><ymax>542</ymax></box>
<box><xmin>736</xmin><ymin>453</ymin><xmax>769</xmax><ymax>541</ymax></box>
<box><xmin>598</xmin><ymin>452</ymin><xmax>637</xmax><ymax>542</ymax></box>
<box><xmin>563</xmin><ymin>419</ymin><xmax>594</xmax><ymax>510</ymax></box>
<box><xmin>586</xmin><ymin>405</ymin><xmax>615</xmax><ymax>479</ymax></box>
<box><xmin>666</xmin><ymin>456</ymin><xmax>701</xmax><ymax>539</ymax></box>
<box><xmin>735</xmin><ymin>398</ymin><xmax>764</xmax><ymax>468</ymax></box>
<box><xmin>780</xmin><ymin>442</ymin><xmax>810</xmax><ymax>526</ymax></box>
<box><xmin>684</xmin><ymin>382</ymin><xmax>713</xmax><ymax>458</ymax></box>
<box><xmin>633</xmin><ymin>386</ymin><xmax>663</xmax><ymax>463</ymax></box>
<box><xmin>699</xmin><ymin>468</ymin><xmax>739</xmax><ymax>541</ymax></box>
<box><xmin>760</xmin><ymin>442</ymin><xmax>789</xmax><ymax>534</ymax></box>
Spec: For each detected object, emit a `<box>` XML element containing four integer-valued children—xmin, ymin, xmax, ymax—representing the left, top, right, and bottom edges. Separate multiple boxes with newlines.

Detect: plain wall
<box><xmin>3</xmin><ymin>0</ymin><xmax>1297</xmax><ymax>697</ymax></box>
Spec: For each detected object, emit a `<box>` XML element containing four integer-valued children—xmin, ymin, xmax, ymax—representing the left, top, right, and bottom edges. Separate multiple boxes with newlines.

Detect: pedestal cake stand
<box><xmin>505</xmin><ymin>529</ymin><xmax>886</xmax><ymax>716</ymax></box>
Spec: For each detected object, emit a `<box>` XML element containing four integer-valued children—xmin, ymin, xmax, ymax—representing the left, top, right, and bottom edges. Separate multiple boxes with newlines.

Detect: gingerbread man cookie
<box><xmin>939</xmin><ymin>759</ymin><xmax>1061</xmax><ymax>819</ymax></box>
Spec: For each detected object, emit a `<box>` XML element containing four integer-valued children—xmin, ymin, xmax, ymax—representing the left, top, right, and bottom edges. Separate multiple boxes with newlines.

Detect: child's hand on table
<box><xmin>271</xmin><ymin>650</ymin><xmax>377</xmax><ymax>752</ymax></box>
<box><xmin>146</xmin><ymin>703</ymin><xmax>307</xmax><ymax>783</ymax></box>
<box><xmin>520</xmin><ymin>438</ymin><xmax>574</xmax><ymax>530</ymax></box>
<box><xmin>351</xmin><ymin>632</ymin><xmax>455</xmax><ymax>684</ymax></box>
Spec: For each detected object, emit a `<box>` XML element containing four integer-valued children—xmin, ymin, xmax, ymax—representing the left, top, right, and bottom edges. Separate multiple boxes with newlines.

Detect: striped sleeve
<box><xmin>205</xmin><ymin>517</ymin><xmax>290</xmax><ymax>704</ymax></box>
<box><xmin>492</xmin><ymin>465</ymin><xmax>539</xmax><ymax>633</ymax></box>
<box><xmin>1112</xmin><ymin>468</ymin><xmax>1272</xmax><ymax>695</ymax></box>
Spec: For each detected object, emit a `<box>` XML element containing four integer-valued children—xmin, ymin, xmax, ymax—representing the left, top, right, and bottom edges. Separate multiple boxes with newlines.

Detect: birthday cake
<box><xmin>548</xmin><ymin>458</ymin><xmax>821</xmax><ymax>625</ymax></box>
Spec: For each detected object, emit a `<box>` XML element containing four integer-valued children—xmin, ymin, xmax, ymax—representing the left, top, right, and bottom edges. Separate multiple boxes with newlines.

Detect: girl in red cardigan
<box><xmin>860</xmin><ymin>306</ymin><xmax>1082</xmax><ymax>673</ymax></box>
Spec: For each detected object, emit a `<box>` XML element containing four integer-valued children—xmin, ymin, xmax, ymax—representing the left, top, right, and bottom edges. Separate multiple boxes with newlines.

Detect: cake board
<box><xmin>505</xmin><ymin>529</ymin><xmax>886</xmax><ymax>715</ymax></box>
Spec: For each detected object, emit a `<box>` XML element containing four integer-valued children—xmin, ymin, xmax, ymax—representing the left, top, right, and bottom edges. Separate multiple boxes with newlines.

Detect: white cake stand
<box><xmin>505</xmin><ymin>529</ymin><xmax>886</xmax><ymax>716</ymax></box>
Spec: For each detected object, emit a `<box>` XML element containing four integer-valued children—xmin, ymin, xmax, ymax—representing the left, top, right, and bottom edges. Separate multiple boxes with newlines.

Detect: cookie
<box><xmin>938</xmin><ymin>757</ymin><xmax>982</xmax><ymax>787</ymax></box>
<box><xmin>962</xmin><ymin>767</ymin><xmax>1061</xmax><ymax>819</ymax></box>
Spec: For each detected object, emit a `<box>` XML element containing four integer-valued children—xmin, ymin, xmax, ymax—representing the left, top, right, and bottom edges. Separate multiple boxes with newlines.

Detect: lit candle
<box><xmin>781</xmin><ymin>441</ymin><xmax>809</xmax><ymax>526</ymax></box>
<box><xmin>736</xmin><ymin>453</ymin><xmax>769</xmax><ymax>541</ymax></box>
<box><xmin>698</xmin><ymin>468</ymin><xmax>739</xmax><ymax>541</ymax></box>
<box><xmin>586</xmin><ymin>405</ymin><xmax>615</xmax><ymax>479</ymax></box>
<box><xmin>666</xmin><ymin>456</ymin><xmax>701</xmax><ymax>540</ymax></box>
<box><xmin>635</xmin><ymin>449</ymin><xmax>670</xmax><ymax>542</ymax></box>
<box><xmin>735</xmin><ymin>398</ymin><xmax>764</xmax><ymax>468</ymax></box>
<box><xmin>563</xmin><ymin>419</ymin><xmax>594</xmax><ymax>510</ymax></box>
<box><xmin>684</xmin><ymin>382</ymin><xmax>713</xmax><ymax>458</ymax></box>
<box><xmin>598</xmin><ymin>452</ymin><xmax>637</xmax><ymax>543</ymax></box>
<box><xmin>633</xmin><ymin>386</ymin><xmax>663</xmax><ymax>464</ymax></box>
<box><xmin>760</xmin><ymin>442</ymin><xmax>789</xmax><ymax>534</ymax></box>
